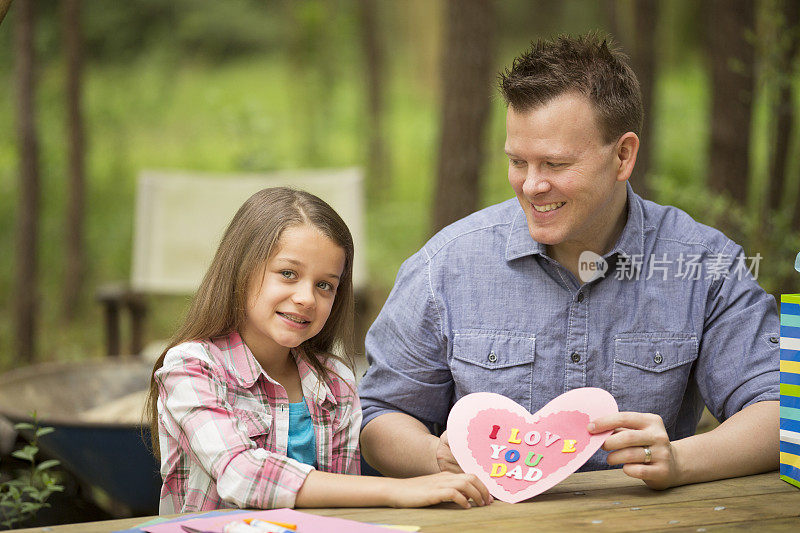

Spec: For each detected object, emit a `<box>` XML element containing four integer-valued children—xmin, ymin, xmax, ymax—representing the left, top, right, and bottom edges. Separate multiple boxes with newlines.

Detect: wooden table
<box><xmin>15</xmin><ymin>469</ymin><xmax>800</xmax><ymax>532</ymax></box>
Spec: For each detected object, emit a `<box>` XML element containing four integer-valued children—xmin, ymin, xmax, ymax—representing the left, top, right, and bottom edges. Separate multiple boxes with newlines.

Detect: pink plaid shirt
<box><xmin>154</xmin><ymin>331</ymin><xmax>361</xmax><ymax>513</ymax></box>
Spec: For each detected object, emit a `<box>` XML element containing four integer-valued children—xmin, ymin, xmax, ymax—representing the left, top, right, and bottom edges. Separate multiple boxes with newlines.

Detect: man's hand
<box><xmin>588</xmin><ymin>411</ymin><xmax>680</xmax><ymax>490</ymax></box>
<box><xmin>435</xmin><ymin>431</ymin><xmax>464</xmax><ymax>474</ymax></box>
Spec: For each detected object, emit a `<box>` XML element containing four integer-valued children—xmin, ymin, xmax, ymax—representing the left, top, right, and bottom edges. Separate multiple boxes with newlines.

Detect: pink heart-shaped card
<box><xmin>446</xmin><ymin>388</ymin><xmax>618</xmax><ymax>503</ymax></box>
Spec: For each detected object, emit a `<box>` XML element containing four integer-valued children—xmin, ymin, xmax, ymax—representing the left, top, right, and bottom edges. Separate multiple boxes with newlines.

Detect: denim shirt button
<box><xmin>488</xmin><ymin>351</ymin><xmax>498</xmax><ymax>363</ymax></box>
<box><xmin>571</xmin><ymin>352</ymin><xmax>581</xmax><ymax>363</ymax></box>
<box><xmin>577</xmin><ymin>292</ymin><xmax>585</xmax><ymax>303</ymax></box>
<box><xmin>654</xmin><ymin>352</ymin><xmax>663</xmax><ymax>364</ymax></box>
<box><xmin>770</xmin><ymin>336</ymin><xmax>779</xmax><ymax>344</ymax></box>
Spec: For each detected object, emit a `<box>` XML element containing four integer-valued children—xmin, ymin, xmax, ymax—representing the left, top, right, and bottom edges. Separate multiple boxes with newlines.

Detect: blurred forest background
<box><xmin>1</xmin><ymin>0</ymin><xmax>800</xmax><ymax>371</ymax></box>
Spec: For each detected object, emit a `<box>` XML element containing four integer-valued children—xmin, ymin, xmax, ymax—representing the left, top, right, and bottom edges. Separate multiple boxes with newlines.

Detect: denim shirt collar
<box><xmin>609</xmin><ymin>182</ymin><xmax>645</xmax><ymax>259</ymax></box>
<box><xmin>505</xmin><ymin>181</ymin><xmax>644</xmax><ymax>262</ymax></box>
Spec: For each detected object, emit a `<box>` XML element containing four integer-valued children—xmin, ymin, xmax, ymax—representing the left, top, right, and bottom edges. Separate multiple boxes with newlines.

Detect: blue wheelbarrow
<box><xmin>0</xmin><ymin>358</ymin><xmax>161</xmax><ymax>515</ymax></box>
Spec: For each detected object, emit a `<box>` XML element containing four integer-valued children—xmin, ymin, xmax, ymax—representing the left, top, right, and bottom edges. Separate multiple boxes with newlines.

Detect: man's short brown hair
<box><xmin>498</xmin><ymin>33</ymin><xmax>643</xmax><ymax>143</ymax></box>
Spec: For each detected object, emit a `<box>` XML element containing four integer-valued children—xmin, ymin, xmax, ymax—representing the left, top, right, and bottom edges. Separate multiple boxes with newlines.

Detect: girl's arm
<box><xmin>295</xmin><ymin>470</ymin><xmax>491</xmax><ymax>509</ymax></box>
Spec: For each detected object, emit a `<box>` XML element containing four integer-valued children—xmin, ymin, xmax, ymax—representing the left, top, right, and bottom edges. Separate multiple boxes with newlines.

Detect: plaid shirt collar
<box><xmin>210</xmin><ymin>331</ymin><xmax>338</xmax><ymax>407</ymax></box>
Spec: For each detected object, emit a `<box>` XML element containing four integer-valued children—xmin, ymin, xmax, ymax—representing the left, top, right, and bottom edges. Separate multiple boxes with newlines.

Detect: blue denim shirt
<box><xmin>359</xmin><ymin>184</ymin><xmax>779</xmax><ymax>471</ymax></box>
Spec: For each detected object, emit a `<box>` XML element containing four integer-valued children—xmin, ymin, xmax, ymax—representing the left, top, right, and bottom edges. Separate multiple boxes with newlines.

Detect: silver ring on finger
<box><xmin>643</xmin><ymin>446</ymin><xmax>652</xmax><ymax>464</ymax></box>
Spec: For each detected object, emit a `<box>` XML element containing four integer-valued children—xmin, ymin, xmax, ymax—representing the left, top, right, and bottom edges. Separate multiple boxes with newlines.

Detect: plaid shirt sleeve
<box><xmin>156</xmin><ymin>344</ymin><xmax>313</xmax><ymax>510</ymax></box>
<box><xmin>325</xmin><ymin>359</ymin><xmax>362</xmax><ymax>475</ymax></box>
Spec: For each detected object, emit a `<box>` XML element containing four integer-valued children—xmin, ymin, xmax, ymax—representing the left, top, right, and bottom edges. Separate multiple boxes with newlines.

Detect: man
<box><xmin>358</xmin><ymin>33</ymin><xmax>779</xmax><ymax>490</ymax></box>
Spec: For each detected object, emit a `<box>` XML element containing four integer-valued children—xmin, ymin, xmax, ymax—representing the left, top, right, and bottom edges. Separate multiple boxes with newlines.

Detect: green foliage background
<box><xmin>0</xmin><ymin>0</ymin><xmax>798</xmax><ymax>369</ymax></box>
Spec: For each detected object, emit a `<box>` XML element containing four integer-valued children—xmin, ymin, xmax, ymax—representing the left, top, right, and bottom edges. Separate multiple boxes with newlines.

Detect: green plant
<box><xmin>0</xmin><ymin>413</ymin><xmax>64</xmax><ymax>530</ymax></box>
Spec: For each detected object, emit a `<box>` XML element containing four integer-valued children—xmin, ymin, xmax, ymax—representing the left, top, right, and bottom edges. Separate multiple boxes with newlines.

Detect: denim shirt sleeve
<box><xmin>695</xmin><ymin>242</ymin><xmax>780</xmax><ymax>422</ymax></box>
<box><xmin>359</xmin><ymin>248</ymin><xmax>454</xmax><ymax>430</ymax></box>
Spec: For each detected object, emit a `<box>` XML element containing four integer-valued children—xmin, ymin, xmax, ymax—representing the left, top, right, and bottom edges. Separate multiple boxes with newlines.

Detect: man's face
<box><xmin>505</xmin><ymin>93</ymin><xmax>628</xmax><ymax>253</ymax></box>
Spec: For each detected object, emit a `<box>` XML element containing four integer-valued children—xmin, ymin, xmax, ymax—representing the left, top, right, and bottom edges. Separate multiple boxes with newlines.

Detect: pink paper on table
<box><xmin>143</xmin><ymin>508</ymin><xmax>391</xmax><ymax>533</ymax></box>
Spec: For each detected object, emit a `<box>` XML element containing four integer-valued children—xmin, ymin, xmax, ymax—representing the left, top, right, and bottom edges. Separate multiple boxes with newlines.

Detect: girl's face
<box><xmin>241</xmin><ymin>224</ymin><xmax>345</xmax><ymax>363</ymax></box>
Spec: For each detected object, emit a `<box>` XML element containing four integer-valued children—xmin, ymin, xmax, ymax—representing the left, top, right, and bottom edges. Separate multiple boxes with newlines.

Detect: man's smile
<box><xmin>532</xmin><ymin>201</ymin><xmax>566</xmax><ymax>213</ymax></box>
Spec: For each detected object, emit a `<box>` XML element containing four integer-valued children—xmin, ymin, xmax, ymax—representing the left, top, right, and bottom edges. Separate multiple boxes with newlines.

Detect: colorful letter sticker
<box><xmin>446</xmin><ymin>388</ymin><xmax>618</xmax><ymax>503</ymax></box>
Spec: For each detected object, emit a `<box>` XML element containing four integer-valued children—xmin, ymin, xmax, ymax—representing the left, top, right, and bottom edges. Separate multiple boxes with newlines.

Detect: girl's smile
<box><xmin>276</xmin><ymin>311</ymin><xmax>311</xmax><ymax>326</ymax></box>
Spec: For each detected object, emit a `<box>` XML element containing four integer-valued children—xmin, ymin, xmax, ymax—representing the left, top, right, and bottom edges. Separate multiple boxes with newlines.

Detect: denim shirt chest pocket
<box><xmin>612</xmin><ymin>333</ymin><xmax>699</xmax><ymax>429</ymax></box>
<box><xmin>450</xmin><ymin>330</ymin><xmax>536</xmax><ymax>409</ymax></box>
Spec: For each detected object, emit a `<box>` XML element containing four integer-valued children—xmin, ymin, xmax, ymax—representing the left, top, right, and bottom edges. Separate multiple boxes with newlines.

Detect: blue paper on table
<box><xmin>112</xmin><ymin>510</ymin><xmax>248</xmax><ymax>533</ymax></box>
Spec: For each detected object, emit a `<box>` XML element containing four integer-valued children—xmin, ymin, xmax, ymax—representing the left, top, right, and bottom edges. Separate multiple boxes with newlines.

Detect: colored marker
<box><xmin>243</xmin><ymin>519</ymin><xmax>295</xmax><ymax>533</ymax></box>
<box><xmin>222</xmin><ymin>521</ymin><xmax>261</xmax><ymax>533</ymax></box>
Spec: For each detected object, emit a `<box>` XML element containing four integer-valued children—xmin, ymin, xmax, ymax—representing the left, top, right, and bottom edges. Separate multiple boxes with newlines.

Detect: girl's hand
<box><xmin>588</xmin><ymin>411</ymin><xmax>680</xmax><ymax>490</ymax></box>
<box><xmin>435</xmin><ymin>431</ymin><xmax>464</xmax><ymax>474</ymax></box>
<box><xmin>387</xmin><ymin>472</ymin><xmax>493</xmax><ymax>509</ymax></box>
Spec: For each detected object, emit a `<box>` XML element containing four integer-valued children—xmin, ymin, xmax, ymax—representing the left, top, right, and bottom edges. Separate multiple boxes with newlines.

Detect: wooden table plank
<box><xmin>13</xmin><ymin>470</ymin><xmax>798</xmax><ymax>533</ymax></box>
<box><xmin>669</xmin><ymin>516</ymin><xmax>800</xmax><ymax>532</ymax></box>
<box><xmin>15</xmin><ymin>516</ymin><xmax>149</xmax><ymax>533</ymax></box>
<box><xmin>455</xmin><ymin>492</ymin><xmax>800</xmax><ymax>533</ymax></box>
<box><xmin>318</xmin><ymin>481</ymin><xmax>798</xmax><ymax>533</ymax></box>
<box><xmin>304</xmin><ymin>472</ymin><xmax>794</xmax><ymax>531</ymax></box>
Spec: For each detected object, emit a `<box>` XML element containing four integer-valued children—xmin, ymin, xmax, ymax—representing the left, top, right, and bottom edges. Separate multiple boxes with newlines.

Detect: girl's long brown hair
<box><xmin>145</xmin><ymin>187</ymin><xmax>355</xmax><ymax>458</ymax></box>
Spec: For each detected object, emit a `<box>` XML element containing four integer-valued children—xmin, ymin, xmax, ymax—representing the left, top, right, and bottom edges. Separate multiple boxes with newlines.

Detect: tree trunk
<box><xmin>706</xmin><ymin>0</ymin><xmax>756</xmax><ymax>206</ymax></box>
<box><xmin>768</xmin><ymin>0</ymin><xmax>799</xmax><ymax>212</ymax></box>
<box><xmin>601</xmin><ymin>0</ymin><xmax>622</xmax><ymax>43</ymax></box>
<box><xmin>431</xmin><ymin>0</ymin><xmax>495</xmax><ymax>234</ymax></box>
<box><xmin>358</xmin><ymin>0</ymin><xmax>389</xmax><ymax>197</ymax></box>
<box><xmin>630</xmin><ymin>0</ymin><xmax>658</xmax><ymax>199</ymax></box>
<box><xmin>14</xmin><ymin>0</ymin><xmax>40</xmax><ymax>363</ymax></box>
<box><xmin>63</xmin><ymin>0</ymin><xmax>86</xmax><ymax>320</ymax></box>
<box><xmin>286</xmin><ymin>0</ymin><xmax>333</xmax><ymax>167</ymax></box>
<box><xmin>766</xmin><ymin>0</ymin><xmax>800</xmax><ymax>233</ymax></box>
<box><xmin>0</xmin><ymin>0</ymin><xmax>12</xmax><ymax>27</ymax></box>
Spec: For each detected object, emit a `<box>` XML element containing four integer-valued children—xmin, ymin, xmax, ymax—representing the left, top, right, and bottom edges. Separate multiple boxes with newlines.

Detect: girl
<box><xmin>146</xmin><ymin>187</ymin><xmax>489</xmax><ymax>513</ymax></box>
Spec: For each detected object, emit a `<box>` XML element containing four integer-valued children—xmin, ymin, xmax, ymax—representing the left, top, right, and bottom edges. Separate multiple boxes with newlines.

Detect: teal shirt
<box><xmin>287</xmin><ymin>400</ymin><xmax>317</xmax><ymax>468</ymax></box>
